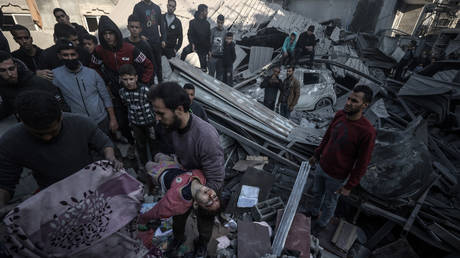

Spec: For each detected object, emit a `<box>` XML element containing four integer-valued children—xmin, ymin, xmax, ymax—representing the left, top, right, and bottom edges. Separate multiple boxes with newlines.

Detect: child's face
<box><xmin>225</xmin><ymin>36</ymin><xmax>232</xmax><ymax>44</ymax></box>
<box><xmin>195</xmin><ymin>185</ymin><xmax>220</xmax><ymax>211</ymax></box>
<box><xmin>120</xmin><ymin>74</ymin><xmax>138</xmax><ymax>90</ymax></box>
<box><xmin>128</xmin><ymin>21</ymin><xmax>142</xmax><ymax>38</ymax></box>
<box><xmin>82</xmin><ymin>39</ymin><xmax>96</xmax><ymax>54</ymax></box>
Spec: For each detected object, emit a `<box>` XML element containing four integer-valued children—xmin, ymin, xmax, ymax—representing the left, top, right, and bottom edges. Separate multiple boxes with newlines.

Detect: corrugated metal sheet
<box><xmin>248</xmin><ymin>46</ymin><xmax>274</xmax><ymax>73</ymax></box>
<box><xmin>433</xmin><ymin>70</ymin><xmax>459</xmax><ymax>83</ymax></box>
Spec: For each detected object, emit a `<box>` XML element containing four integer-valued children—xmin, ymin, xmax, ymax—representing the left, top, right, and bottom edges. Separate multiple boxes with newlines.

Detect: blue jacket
<box><xmin>282</xmin><ymin>32</ymin><xmax>298</xmax><ymax>53</ymax></box>
<box><xmin>52</xmin><ymin>64</ymin><xmax>113</xmax><ymax>124</ymax></box>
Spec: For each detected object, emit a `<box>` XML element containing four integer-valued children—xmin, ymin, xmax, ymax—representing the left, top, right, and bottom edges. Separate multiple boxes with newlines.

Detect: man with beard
<box><xmin>306</xmin><ymin>85</ymin><xmax>376</xmax><ymax>235</ymax></box>
<box><xmin>10</xmin><ymin>25</ymin><xmax>43</xmax><ymax>72</ymax></box>
<box><xmin>0</xmin><ymin>51</ymin><xmax>69</xmax><ymax>120</ymax></box>
<box><xmin>148</xmin><ymin>82</ymin><xmax>224</xmax><ymax>257</ymax></box>
<box><xmin>0</xmin><ymin>90</ymin><xmax>120</xmax><ymax>208</ymax></box>
<box><xmin>52</xmin><ymin>40</ymin><xmax>117</xmax><ymax>135</ymax></box>
<box><xmin>260</xmin><ymin>66</ymin><xmax>282</xmax><ymax>110</ymax></box>
<box><xmin>277</xmin><ymin>66</ymin><xmax>300</xmax><ymax>119</ymax></box>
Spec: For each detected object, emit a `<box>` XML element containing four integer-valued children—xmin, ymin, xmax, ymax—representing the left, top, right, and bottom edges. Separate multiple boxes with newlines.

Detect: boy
<box><xmin>183</xmin><ymin>83</ymin><xmax>208</xmax><ymax>122</ymax></box>
<box><xmin>138</xmin><ymin>154</ymin><xmax>221</xmax><ymax>222</ymax></box>
<box><xmin>222</xmin><ymin>32</ymin><xmax>236</xmax><ymax>86</ymax></box>
<box><xmin>82</xmin><ymin>34</ymin><xmax>98</xmax><ymax>55</ymax></box>
<box><xmin>118</xmin><ymin>64</ymin><xmax>156</xmax><ymax>166</ymax></box>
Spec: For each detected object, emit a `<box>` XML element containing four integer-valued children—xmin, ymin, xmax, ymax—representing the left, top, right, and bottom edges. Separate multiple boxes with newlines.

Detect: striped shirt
<box><xmin>119</xmin><ymin>84</ymin><xmax>155</xmax><ymax>125</ymax></box>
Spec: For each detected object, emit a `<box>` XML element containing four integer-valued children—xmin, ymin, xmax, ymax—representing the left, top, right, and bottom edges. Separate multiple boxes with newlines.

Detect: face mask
<box><xmin>64</xmin><ymin>59</ymin><xmax>80</xmax><ymax>70</ymax></box>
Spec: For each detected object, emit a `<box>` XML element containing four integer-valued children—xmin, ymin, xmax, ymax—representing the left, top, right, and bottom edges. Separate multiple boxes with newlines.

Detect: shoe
<box><xmin>302</xmin><ymin>211</ymin><xmax>319</xmax><ymax>220</ymax></box>
<box><xmin>165</xmin><ymin>238</ymin><xmax>185</xmax><ymax>257</ymax></box>
<box><xmin>311</xmin><ymin>224</ymin><xmax>327</xmax><ymax>237</ymax></box>
<box><xmin>194</xmin><ymin>239</ymin><xmax>208</xmax><ymax>258</ymax></box>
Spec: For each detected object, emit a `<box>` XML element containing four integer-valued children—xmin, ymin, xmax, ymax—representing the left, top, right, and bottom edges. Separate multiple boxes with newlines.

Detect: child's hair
<box><xmin>82</xmin><ymin>34</ymin><xmax>98</xmax><ymax>45</ymax></box>
<box><xmin>226</xmin><ymin>32</ymin><xmax>233</xmax><ymax>38</ymax></box>
<box><xmin>118</xmin><ymin>64</ymin><xmax>137</xmax><ymax>76</ymax></box>
<box><xmin>183</xmin><ymin>83</ymin><xmax>195</xmax><ymax>91</ymax></box>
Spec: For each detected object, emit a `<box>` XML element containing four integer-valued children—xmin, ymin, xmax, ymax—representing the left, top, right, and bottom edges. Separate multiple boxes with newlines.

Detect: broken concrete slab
<box><xmin>237</xmin><ymin>221</ymin><xmax>272</xmax><ymax>258</ymax></box>
<box><xmin>275</xmin><ymin>211</ymin><xmax>311</xmax><ymax>258</ymax></box>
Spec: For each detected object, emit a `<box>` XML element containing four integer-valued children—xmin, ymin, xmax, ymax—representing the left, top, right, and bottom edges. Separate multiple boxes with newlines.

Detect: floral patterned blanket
<box><xmin>3</xmin><ymin>160</ymin><xmax>148</xmax><ymax>257</ymax></box>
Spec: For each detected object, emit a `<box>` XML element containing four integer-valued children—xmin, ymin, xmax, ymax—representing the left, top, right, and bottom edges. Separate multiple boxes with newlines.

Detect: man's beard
<box><xmin>164</xmin><ymin>114</ymin><xmax>182</xmax><ymax>132</ymax></box>
<box><xmin>343</xmin><ymin>105</ymin><xmax>360</xmax><ymax>116</ymax></box>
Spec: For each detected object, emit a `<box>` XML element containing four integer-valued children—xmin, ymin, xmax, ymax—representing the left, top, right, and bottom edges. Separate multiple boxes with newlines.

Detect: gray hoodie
<box><xmin>210</xmin><ymin>27</ymin><xmax>227</xmax><ymax>57</ymax></box>
<box><xmin>52</xmin><ymin>64</ymin><xmax>113</xmax><ymax>124</ymax></box>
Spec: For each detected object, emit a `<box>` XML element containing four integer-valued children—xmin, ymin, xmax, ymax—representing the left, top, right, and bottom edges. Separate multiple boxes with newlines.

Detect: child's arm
<box><xmin>138</xmin><ymin>188</ymin><xmax>192</xmax><ymax>223</ymax></box>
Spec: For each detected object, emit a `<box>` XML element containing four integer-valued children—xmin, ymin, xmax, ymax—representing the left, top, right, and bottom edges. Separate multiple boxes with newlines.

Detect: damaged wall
<box><xmin>287</xmin><ymin>0</ymin><xmax>359</xmax><ymax>26</ymax></box>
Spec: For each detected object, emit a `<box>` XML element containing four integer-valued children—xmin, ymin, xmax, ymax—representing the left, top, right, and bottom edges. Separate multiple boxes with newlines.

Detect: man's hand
<box><xmin>283</xmin><ymin>52</ymin><xmax>288</xmax><ymax>57</ymax></box>
<box><xmin>337</xmin><ymin>187</ymin><xmax>351</xmax><ymax>196</ymax></box>
<box><xmin>104</xmin><ymin>147</ymin><xmax>123</xmax><ymax>171</ymax></box>
<box><xmin>109</xmin><ymin>118</ymin><xmax>119</xmax><ymax>133</ymax></box>
<box><xmin>141</xmin><ymin>35</ymin><xmax>149</xmax><ymax>41</ymax></box>
<box><xmin>36</xmin><ymin>69</ymin><xmax>54</xmax><ymax>81</ymax></box>
<box><xmin>110</xmin><ymin>158</ymin><xmax>123</xmax><ymax>171</ymax></box>
<box><xmin>161</xmin><ymin>41</ymin><xmax>166</xmax><ymax>48</ymax></box>
<box><xmin>309</xmin><ymin>156</ymin><xmax>317</xmax><ymax>166</ymax></box>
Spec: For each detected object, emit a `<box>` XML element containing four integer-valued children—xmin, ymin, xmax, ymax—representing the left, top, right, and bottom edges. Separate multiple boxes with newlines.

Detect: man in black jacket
<box><xmin>295</xmin><ymin>25</ymin><xmax>316</xmax><ymax>66</ymax></box>
<box><xmin>222</xmin><ymin>32</ymin><xmax>236</xmax><ymax>86</ymax></box>
<box><xmin>162</xmin><ymin>0</ymin><xmax>183</xmax><ymax>59</ymax></box>
<box><xmin>260</xmin><ymin>66</ymin><xmax>282</xmax><ymax>110</ymax></box>
<box><xmin>180</xmin><ymin>4</ymin><xmax>211</xmax><ymax>72</ymax></box>
<box><xmin>0</xmin><ymin>51</ymin><xmax>69</xmax><ymax>120</ymax></box>
<box><xmin>133</xmin><ymin>0</ymin><xmax>166</xmax><ymax>83</ymax></box>
<box><xmin>10</xmin><ymin>25</ymin><xmax>43</xmax><ymax>73</ymax></box>
<box><xmin>53</xmin><ymin>8</ymin><xmax>89</xmax><ymax>45</ymax></box>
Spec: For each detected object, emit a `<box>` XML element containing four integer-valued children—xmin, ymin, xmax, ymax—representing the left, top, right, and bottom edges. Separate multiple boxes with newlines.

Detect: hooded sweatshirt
<box><xmin>282</xmin><ymin>32</ymin><xmax>298</xmax><ymax>53</ymax></box>
<box><xmin>187</xmin><ymin>14</ymin><xmax>211</xmax><ymax>54</ymax></box>
<box><xmin>91</xmin><ymin>16</ymin><xmax>154</xmax><ymax>98</ymax></box>
<box><xmin>0</xmin><ymin>59</ymin><xmax>69</xmax><ymax>119</ymax></box>
<box><xmin>52</xmin><ymin>63</ymin><xmax>113</xmax><ymax>124</ymax></box>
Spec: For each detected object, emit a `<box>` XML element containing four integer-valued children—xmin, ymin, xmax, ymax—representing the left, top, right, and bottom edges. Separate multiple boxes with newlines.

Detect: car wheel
<box><xmin>314</xmin><ymin>97</ymin><xmax>332</xmax><ymax>110</ymax></box>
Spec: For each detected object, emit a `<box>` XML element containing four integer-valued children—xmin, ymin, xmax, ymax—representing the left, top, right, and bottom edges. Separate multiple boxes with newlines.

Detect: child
<box><xmin>222</xmin><ymin>32</ymin><xmax>236</xmax><ymax>86</ymax></box>
<box><xmin>138</xmin><ymin>153</ymin><xmax>221</xmax><ymax>222</ymax></box>
<box><xmin>282</xmin><ymin>32</ymin><xmax>298</xmax><ymax>65</ymax></box>
<box><xmin>118</xmin><ymin>64</ymin><xmax>156</xmax><ymax>166</ymax></box>
<box><xmin>82</xmin><ymin>34</ymin><xmax>98</xmax><ymax>55</ymax></box>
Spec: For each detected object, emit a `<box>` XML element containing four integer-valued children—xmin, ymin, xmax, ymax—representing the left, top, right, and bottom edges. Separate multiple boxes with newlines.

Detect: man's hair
<box><xmin>307</xmin><ymin>25</ymin><xmax>315</xmax><ymax>32</ymax></box>
<box><xmin>0</xmin><ymin>50</ymin><xmax>12</xmax><ymax>63</ymax></box>
<box><xmin>353</xmin><ymin>85</ymin><xmax>373</xmax><ymax>104</ymax></box>
<box><xmin>56</xmin><ymin>39</ymin><xmax>77</xmax><ymax>53</ymax></box>
<box><xmin>198</xmin><ymin>4</ymin><xmax>208</xmax><ymax>14</ymax></box>
<box><xmin>10</xmin><ymin>24</ymin><xmax>30</xmax><ymax>38</ymax></box>
<box><xmin>118</xmin><ymin>64</ymin><xmax>137</xmax><ymax>76</ymax></box>
<box><xmin>82</xmin><ymin>34</ymin><xmax>98</xmax><ymax>44</ymax></box>
<box><xmin>217</xmin><ymin>14</ymin><xmax>224</xmax><ymax>21</ymax></box>
<box><xmin>127</xmin><ymin>14</ymin><xmax>141</xmax><ymax>24</ymax></box>
<box><xmin>15</xmin><ymin>90</ymin><xmax>62</xmax><ymax>130</ymax></box>
<box><xmin>148</xmin><ymin>82</ymin><xmax>191</xmax><ymax>111</ymax></box>
<box><xmin>53</xmin><ymin>8</ymin><xmax>67</xmax><ymax>17</ymax></box>
<box><xmin>54</xmin><ymin>23</ymin><xmax>77</xmax><ymax>39</ymax></box>
<box><xmin>168</xmin><ymin>0</ymin><xmax>177</xmax><ymax>5</ymax></box>
<box><xmin>287</xmin><ymin>66</ymin><xmax>295</xmax><ymax>71</ymax></box>
<box><xmin>226</xmin><ymin>32</ymin><xmax>233</xmax><ymax>38</ymax></box>
<box><xmin>183</xmin><ymin>83</ymin><xmax>195</xmax><ymax>91</ymax></box>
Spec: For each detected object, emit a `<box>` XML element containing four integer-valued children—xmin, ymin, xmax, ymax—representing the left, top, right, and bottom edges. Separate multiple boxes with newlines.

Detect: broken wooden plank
<box><xmin>428</xmin><ymin>223</ymin><xmax>460</xmax><ymax>251</ymax></box>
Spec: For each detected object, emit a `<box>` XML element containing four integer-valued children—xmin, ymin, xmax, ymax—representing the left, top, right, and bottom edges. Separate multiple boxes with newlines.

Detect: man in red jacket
<box><xmin>90</xmin><ymin>15</ymin><xmax>154</xmax><ymax>146</ymax></box>
<box><xmin>307</xmin><ymin>85</ymin><xmax>376</xmax><ymax>234</ymax></box>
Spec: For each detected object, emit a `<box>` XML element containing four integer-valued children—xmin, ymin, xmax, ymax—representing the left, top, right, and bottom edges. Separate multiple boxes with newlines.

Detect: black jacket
<box><xmin>188</xmin><ymin>17</ymin><xmax>211</xmax><ymax>53</ymax></box>
<box><xmin>38</xmin><ymin>45</ymin><xmax>90</xmax><ymax>70</ymax></box>
<box><xmin>12</xmin><ymin>45</ymin><xmax>43</xmax><ymax>72</ymax></box>
<box><xmin>297</xmin><ymin>33</ymin><xmax>316</xmax><ymax>49</ymax></box>
<box><xmin>0</xmin><ymin>31</ymin><xmax>10</xmax><ymax>52</ymax></box>
<box><xmin>0</xmin><ymin>60</ymin><xmax>69</xmax><ymax>119</ymax></box>
<box><xmin>133</xmin><ymin>1</ymin><xmax>166</xmax><ymax>44</ymax></box>
<box><xmin>223</xmin><ymin>41</ymin><xmax>236</xmax><ymax>68</ymax></box>
<box><xmin>260</xmin><ymin>76</ymin><xmax>282</xmax><ymax>104</ymax></box>
<box><xmin>162</xmin><ymin>14</ymin><xmax>183</xmax><ymax>51</ymax></box>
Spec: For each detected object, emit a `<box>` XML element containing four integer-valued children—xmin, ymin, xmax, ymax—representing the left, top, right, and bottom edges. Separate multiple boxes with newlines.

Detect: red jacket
<box><xmin>314</xmin><ymin>110</ymin><xmax>376</xmax><ymax>190</ymax></box>
<box><xmin>140</xmin><ymin>169</ymin><xmax>206</xmax><ymax>220</ymax></box>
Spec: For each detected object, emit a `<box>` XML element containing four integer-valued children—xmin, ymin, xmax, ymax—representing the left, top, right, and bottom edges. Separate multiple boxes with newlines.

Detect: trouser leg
<box><xmin>223</xmin><ymin>67</ymin><xmax>233</xmax><ymax>86</ymax></box>
<box><xmin>317</xmin><ymin>166</ymin><xmax>345</xmax><ymax>227</ymax></box>
<box><xmin>308</xmin><ymin>166</ymin><xmax>326</xmax><ymax>217</ymax></box>
<box><xmin>215</xmin><ymin>58</ymin><xmax>224</xmax><ymax>81</ymax></box>
<box><xmin>113</xmin><ymin>102</ymin><xmax>134</xmax><ymax>144</ymax></box>
<box><xmin>150</xmin><ymin>43</ymin><xmax>163</xmax><ymax>83</ymax></box>
<box><xmin>208</xmin><ymin>56</ymin><xmax>217</xmax><ymax>77</ymax></box>
<box><xmin>131</xmin><ymin>124</ymin><xmax>149</xmax><ymax>165</ymax></box>
<box><xmin>197</xmin><ymin>52</ymin><xmax>208</xmax><ymax>72</ymax></box>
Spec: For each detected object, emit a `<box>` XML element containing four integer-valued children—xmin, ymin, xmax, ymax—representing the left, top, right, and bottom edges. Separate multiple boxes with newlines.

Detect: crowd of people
<box><xmin>0</xmin><ymin>0</ymin><xmax>377</xmax><ymax>256</ymax></box>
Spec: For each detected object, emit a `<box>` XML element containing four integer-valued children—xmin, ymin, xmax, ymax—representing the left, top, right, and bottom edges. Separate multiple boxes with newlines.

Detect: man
<box><xmin>295</xmin><ymin>26</ymin><xmax>316</xmax><ymax>66</ymax></box>
<box><xmin>0</xmin><ymin>10</ymin><xmax>10</xmax><ymax>53</ymax></box>
<box><xmin>208</xmin><ymin>15</ymin><xmax>226</xmax><ymax>81</ymax></box>
<box><xmin>91</xmin><ymin>15</ymin><xmax>154</xmax><ymax>147</ymax></box>
<box><xmin>0</xmin><ymin>51</ymin><xmax>69</xmax><ymax>120</ymax></box>
<box><xmin>10</xmin><ymin>25</ymin><xmax>43</xmax><ymax>72</ymax></box>
<box><xmin>162</xmin><ymin>0</ymin><xmax>183</xmax><ymax>59</ymax></box>
<box><xmin>52</xmin><ymin>40</ymin><xmax>117</xmax><ymax>135</ymax></box>
<box><xmin>124</xmin><ymin>14</ymin><xmax>155</xmax><ymax>84</ymax></box>
<box><xmin>180</xmin><ymin>4</ymin><xmax>211</xmax><ymax>72</ymax></box>
<box><xmin>148</xmin><ymin>82</ymin><xmax>224</xmax><ymax>257</ymax></box>
<box><xmin>38</xmin><ymin>23</ymin><xmax>91</xmax><ymax>78</ymax></box>
<box><xmin>53</xmin><ymin>8</ymin><xmax>89</xmax><ymax>45</ymax></box>
<box><xmin>281</xmin><ymin>32</ymin><xmax>298</xmax><ymax>66</ymax></box>
<box><xmin>132</xmin><ymin>0</ymin><xmax>166</xmax><ymax>83</ymax></box>
<box><xmin>307</xmin><ymin>85</ymin><xmax>376</xmax><ymax>235</ymax></box>
<box><xmin>278</xmin><ymin>66</ymin><xmax>300</xmax><ymax>118</ymax></box>
<box><xmin>260</xmin><ymin>66</ymin><xmax>282</xmax><ymax>110</ymax></box>
<box><xmin>183</xmin><ymin>83</ymin><xmax>208</xmax><ymax>122</ymax></box>
<box><xmin>0</xmin><ymin>90</ymin><xmax>121</xmax><ymax>208</ymax></box>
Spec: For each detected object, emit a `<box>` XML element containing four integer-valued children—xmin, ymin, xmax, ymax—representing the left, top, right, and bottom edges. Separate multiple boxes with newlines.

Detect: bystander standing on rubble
<box><xmin>222</xmin><ymin>32</ymin><xmax>236</xmax><ymax>86</ymax></box>
<box><xmin>52</xmin><ymin>40</ymin><xmax>117</xmax><ymax>136</ymax></box>
<box><xmin>148</xmin><ymin>82</ymin><xmax>224</xmax><ymax>258</ymax></box>
<box><xmin>162</xmin><ymin>0</ymin><xmax>183</xmax><ymax>59</ymax></box>
<box><xmin>295</xmin><ymin>25</ymin><xmax>316</xmax><ymax>67</ymax></box>
<box><xmin>53</xmin><ymin>8</ymin><xmax>89</xmax><ymax>46</ymax></box>
<box><xmin>306</xmin><ymin>85</ymin><xmax>376</xmax><ymax>235</ymax></box>
<box><xmin>184</xmin><ymin>83</ymin><xmax>208</xmax><ymax>122</ymax></box>
<box><xmin>10</xmin><ymin>25</ymin><xmax>43</xmax><ymax>73</ymax></box>
<box><xmin>0</xmin><ymin>51</ymin><xmax>69</xmax><ymax>120</ymax></box>
<box><xmin>281</xmin><ymin>32</ymin><xmax>298</xmax><ymax>66</ymax></box>
<box><xmin>180</xmin><ymin>4</ymin><xmax>211</xmax><ymax>72</ymax></box>
<box><xmin>395</xmin><ymin>40</ymin><xmax>417</xmax><ymax>80</ymax></box>
<box><xmin>261</xmin><ymin>66</ymin><xmax>282</xmax><ymax>110</ymax></box>
<box><xmin>209</xmin><ymin>15</ymin><xmax>227</xmax><ymax>81</ymax></box>
<box><xmin>0</xmin><ymin>90</ymin><xmax>120</xmax><ymax>208</ymax></box>
<box><xmin>278</xmin><ymin>66</ymin><xmax>300</xmax><ymax>119</ymax></box>
<box><xmin>132</xmin><ymin>0</ymin><xmax>166</xmax><ymax>83</ymax></box>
